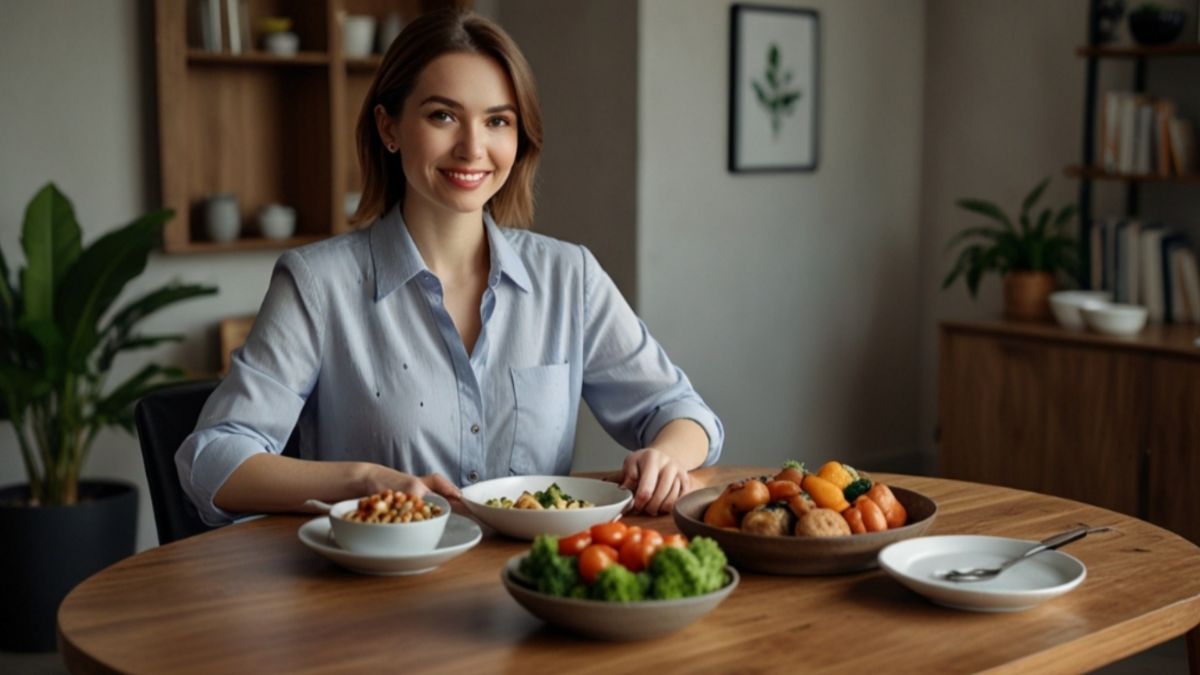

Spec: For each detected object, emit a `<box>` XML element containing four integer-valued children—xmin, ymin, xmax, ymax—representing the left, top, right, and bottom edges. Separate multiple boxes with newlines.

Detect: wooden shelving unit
<box><xmin>1070</xmin><ymin>1</ymin><xmax>1200</xmax><ymax>284</ymax></box>
<box><xmin>154</xmin><ymin>0</ymin><xmax>467</xmax><ymax>254</ymax></box>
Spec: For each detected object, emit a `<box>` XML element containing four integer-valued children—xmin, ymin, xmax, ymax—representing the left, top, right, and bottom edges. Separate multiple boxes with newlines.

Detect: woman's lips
<box><xmin>440</xmin><ymin>169</ymin><xmax>490</xmax><ymax>189</ymax></box>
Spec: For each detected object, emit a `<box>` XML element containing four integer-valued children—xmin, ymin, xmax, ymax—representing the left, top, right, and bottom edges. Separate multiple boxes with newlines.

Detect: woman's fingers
<box><xmin>620</xmin><ymin>452</ymin><xmax>641</xmax><ymax>490</ymax></box>
<box><xmin>645</xmin><ymin>466</ymin><xmax>680</xmax><ymax>515</ymax></box>
<box><xmin>422</xmin><ymin>473</ymin><xmax>462</xmax><ymax>499</ymax></box>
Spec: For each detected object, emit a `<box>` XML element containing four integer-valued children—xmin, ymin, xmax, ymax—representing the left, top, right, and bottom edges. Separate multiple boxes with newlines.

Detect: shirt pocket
<box><xmin>509</xmin><ymin>364</ymin><xmax>571</xmax><ymax>475</ymax></box>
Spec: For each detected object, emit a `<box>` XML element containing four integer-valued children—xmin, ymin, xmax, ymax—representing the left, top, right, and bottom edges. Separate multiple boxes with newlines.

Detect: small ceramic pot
<box><xmin>1003</xmin><ymin>271</ymin><xmax>1056</xmax><ymax>322</ymax></box>
<box><xmin>343</xmin><ymin>15</ymin><xmax>376</xmax><ymax>58</ymax></box>
<box><xmin>258</xmin><ymin>204</ymin><xmax>296</xmax><ymax>240</ymax></box>
<box><xmin>265</xmin><ymin>31</ymin><xmax>299</xmax><ymax>56</ymax></box>
<box><xmin>205</xmin><ymin>194</ymin><xmax>241</xmax><ymax>243</ymax></box>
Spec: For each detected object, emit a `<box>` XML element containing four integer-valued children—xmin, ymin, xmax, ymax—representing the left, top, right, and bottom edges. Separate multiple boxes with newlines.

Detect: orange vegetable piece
<box><xmin>766</xmin><ymin>479</ymin><xmax>801</xmax><ymax>501</ymax></box>
<box><xmin>703</xmin><ymin>496</ymin><xmax>738</xmax><ymax>528</ymax></box>
<box><xmin>842</xmin><ymin>507</ymin><xmax>866</xmax><ymax>534</ymax></box>
<box><xmin>867</xmin><ymin>483</ymin><xmax>908</xmax><ymax>528</ymax></box>
<box><xmin>728</xmin><ymin>479</ymin><xmax>771</xmax><ymax>513</ymax></box>
<box><xmin>774</xmin><ymin>466</ymin><xmax>806</xmax><ymax>485</ymax></box>
<box><xmin>855</xmin><ymin>496</ymin><xmax>888</xmax><ymax>532</ymax></box>
<box><xmin>802</xmin><ymin>474</ymin><xmax>850</xmax><ymax>512</ymax></box>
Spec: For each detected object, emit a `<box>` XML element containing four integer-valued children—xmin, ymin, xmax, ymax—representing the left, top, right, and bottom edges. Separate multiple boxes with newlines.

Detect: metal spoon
<box><xmin>938</xmin><ymin>525</ymin><xmax>1098</xmax><ymax>583</ymax></box>
<box><xmin>304</xmin><ymin>499</ymin><xmax>333</xmax><ymax>514</ymax></box>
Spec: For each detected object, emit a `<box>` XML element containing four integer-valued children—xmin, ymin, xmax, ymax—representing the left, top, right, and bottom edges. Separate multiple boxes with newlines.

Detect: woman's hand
<box><xmin>620</xmin><ymin>448</ymin><xmax>691</xmax><ymax>516</ymax></box>
<box><xmin>360</xmin><ymin>464</ymin><xmax>462</xmax><ymax>501</ymax></box>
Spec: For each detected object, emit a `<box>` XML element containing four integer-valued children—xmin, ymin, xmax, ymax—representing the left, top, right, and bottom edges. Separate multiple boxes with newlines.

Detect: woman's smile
<box><xmin>440</xmin><ymin>168</ymin><xmax>492</xmax><ymax>189</ymax></box>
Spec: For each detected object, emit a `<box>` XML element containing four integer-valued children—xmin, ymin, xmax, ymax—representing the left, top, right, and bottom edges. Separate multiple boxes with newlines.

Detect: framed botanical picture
<box><xmin>728</xmin><ymin>4</ymin><xmax>820</xmax><ymax>173</ymax></box>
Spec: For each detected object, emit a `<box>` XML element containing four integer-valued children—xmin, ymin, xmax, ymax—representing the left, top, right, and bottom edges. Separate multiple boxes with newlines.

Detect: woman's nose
<box><xmin>455</xmin><ymin>126</ymin><xmax>484</xmax><ymax>161</ymax></box>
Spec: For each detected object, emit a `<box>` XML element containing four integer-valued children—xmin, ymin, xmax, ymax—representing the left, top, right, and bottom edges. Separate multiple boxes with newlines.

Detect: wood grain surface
<box><xmin>59</xmin><ymin>467</ymin><xmax>1200</xmax><ymax>674</ymax></box>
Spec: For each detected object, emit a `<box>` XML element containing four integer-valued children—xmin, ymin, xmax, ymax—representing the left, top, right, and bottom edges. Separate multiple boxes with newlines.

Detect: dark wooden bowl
<box><xmin>673</xmin><ymin>485</ymin><xmax>938</xmax><ymax>575</ymax></box>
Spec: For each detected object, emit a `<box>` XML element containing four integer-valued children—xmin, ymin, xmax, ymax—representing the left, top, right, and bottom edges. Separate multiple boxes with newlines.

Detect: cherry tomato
<box><xmin>661</xmin><ymin>533</ymin><xmax>688</xmax><ymax>549</ymax></box>
<box><xmin>619</xmin><ymin>538</ymin><xmax>660</xmax><ymax>572</ymax></box>
<box><xmin>557</xmin><ymin>530</ymin><xmax>592</xmax><ymax>556</ymax></box>
<box><xmin>589</xmin><ymin>522</ymin><xmax>629</xmax><ymax>548</ymax></box>
<box><xmin>640</xmin><ymin>529</ymin><xmax>664</xmax><ymax>548</ymax></box>
<box><xmin>578</xmin><ymin>544</ymin><xmax>619</xmax><ymax>584</ymax></box>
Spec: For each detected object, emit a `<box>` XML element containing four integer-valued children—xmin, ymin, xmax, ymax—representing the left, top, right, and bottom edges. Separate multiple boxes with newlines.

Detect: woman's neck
<box><xmin>401</xmin><ymin>201</ymin><xmax>489</xmax><ymax>284</ymax></box>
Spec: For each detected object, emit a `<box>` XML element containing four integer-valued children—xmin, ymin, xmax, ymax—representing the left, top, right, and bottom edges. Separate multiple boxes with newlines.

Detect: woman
<box><xmin>176</xmin><ymin>10</ymin><xmax>723</xmax><ymax>526</ymax></box>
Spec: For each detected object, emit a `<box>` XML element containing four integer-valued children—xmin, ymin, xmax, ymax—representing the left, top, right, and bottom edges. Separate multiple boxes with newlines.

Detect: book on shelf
<box><xmin>1098</xmin><ymin>91</ymin><xmax>1192</xmax><ymax>177</ymax></box>
<box><xmin>197</xmin><ymin>0</ymin><xmax>222</xmax><ymax>52</ymax></box>
<box><xmin>1163</xmin><ymin>236</ymin><xmax>1190</xmax><ymax>323</ymax></box>
<box><xmin>1177</xmin><ymin>249</ymin><xmax>1200</xmax><ymax>323</ymax></box>
<box><xmin>1139</xmin><ymin>225</ymin><xmax>1165</xmax><ymax>322</ymax></box>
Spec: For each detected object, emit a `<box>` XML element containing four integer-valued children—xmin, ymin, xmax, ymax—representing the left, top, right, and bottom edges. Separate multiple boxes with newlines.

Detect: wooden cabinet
<box><xmin>939</xmin><ymin>320</ymin><xmax>1200</xmax><ymax>543</ymax></box>
<box><xmin>153</xmin><ymin>0</ymin><xmax>466</xmax><ymax>254</ymax></box>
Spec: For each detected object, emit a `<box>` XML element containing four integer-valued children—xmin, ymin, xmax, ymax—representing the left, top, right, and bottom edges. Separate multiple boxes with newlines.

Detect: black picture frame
<box><xmin>728</xmin><ymin>4</ymin><xmax>821</xmax><ymax>173</ymax></box>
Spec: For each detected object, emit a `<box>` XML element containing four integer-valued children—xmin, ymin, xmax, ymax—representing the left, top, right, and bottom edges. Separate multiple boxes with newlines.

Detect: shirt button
<box><xmin>470</xmin><ymin>423</ymin><xmax>480</xmax><ymax>434</ymax></box>
<box><xmin>469</xmin><ymin>471</ymin><xmax>480</xmax><ymax>482</ymax></box>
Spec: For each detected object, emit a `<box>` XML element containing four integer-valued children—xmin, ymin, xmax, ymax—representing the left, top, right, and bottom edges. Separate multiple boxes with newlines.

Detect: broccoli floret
<box><xmin>648</xmin><ymin>546</ymin><xmax>701</xmax><ymax>599</ymax></box>
<box><xmin>843</xmin><ymin>477</ymin><xmax>873</xmax><ymax>502</ymax></box>
<box><xmin>688</xmin><ymin>536</ymin><xmax>729</xmax><ymax>594</ymax></box>
<box><xmin>519</xmin><ymin>534</ymin><xmax>578</xmax><ymax>597</ymax></box>
<box><xmin>589</xmin><ymin>564</ymin><xmax>645</xmax><ymax>602</ymax></box>
<box><xmin>567</xmin><ymin>584</ymin><xmax>589</xmax><ymax>600</ymax></box>
<box><xmin>782</xmin><ymin>459</ymin><xmax>805</xmax><ymax>471</ymax></box>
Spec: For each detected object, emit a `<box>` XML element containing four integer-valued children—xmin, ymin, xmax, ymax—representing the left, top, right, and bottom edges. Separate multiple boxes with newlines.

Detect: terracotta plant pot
<box><xmin>1003</xmin><ymin>271</ymin><xmax>1056</xmax><ymax>321</ymax></box>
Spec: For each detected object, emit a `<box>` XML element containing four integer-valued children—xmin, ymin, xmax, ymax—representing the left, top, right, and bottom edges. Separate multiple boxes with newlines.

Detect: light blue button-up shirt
<box><xmin>177</xmin><ymin>207</ymin><xmax>724</xmax><ymax>525</ymax></box>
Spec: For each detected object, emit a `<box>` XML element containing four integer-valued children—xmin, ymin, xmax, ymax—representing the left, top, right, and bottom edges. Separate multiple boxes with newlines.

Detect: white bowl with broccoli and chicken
<box><xmin>461</xmin><ymin>476</ymin><xmax>632</xmax><ymax>540</ymax></box>
<box><xmin>501</xmin><ymin>526</ymin><xmax>738</xmax><ymax>640</ymax></box>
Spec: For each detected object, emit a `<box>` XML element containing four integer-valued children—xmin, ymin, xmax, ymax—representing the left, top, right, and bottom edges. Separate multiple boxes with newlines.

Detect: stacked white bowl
<box><xmin>1049</xmin><ymin>291</ymin><xmax>1148</xmax><ymax>336</ymax></box>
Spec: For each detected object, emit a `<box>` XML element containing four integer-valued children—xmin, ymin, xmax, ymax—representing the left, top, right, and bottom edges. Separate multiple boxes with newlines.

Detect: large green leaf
<box><xmin>18</xmin><ymin>317</ymin><xmax>65</xmax><ymax>380</ymax></box>
<box><xmin>55</xmin><ymin>210</ymin><xmax>171</xmax><ymax>371</ymax></box>
<box><xmin>0</xmin><ymin>238</ymin><xmax>14</xmax><ymax>323</ymax></box>
<box><xmin>956</xmin><ymin>198</ymin><xmax>1015</xmax><ymax>233</ymax></box>
<box><xmin>1021</xmin><ymin>177</ymin><xmax>1050</xmax><ymax>218</ymax></box>
<box><xmin>97</xmin><ymin>334</ymin><xmax>184</xmax><ymax>372</ymax></box>
<box><xmin>20</xmin><ymin>184</ymin><xmax>82</xmax><ymax>324</ymax></box>
<box><xmin>101</xmin><ymin>283</ymin><xmax>217</xmax><ymax>344</ymax></box>
<box><xmin>92</xmin><ymin>363</ymin><xmax>184</xmax><ymax>423</ymax></box>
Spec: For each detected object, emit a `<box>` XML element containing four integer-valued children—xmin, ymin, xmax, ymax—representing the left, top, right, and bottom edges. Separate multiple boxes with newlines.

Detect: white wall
<box><xmin>638</xmin><ymin>0</ymin><xmax>927</xmax><ymax>471</ymax></box>
<box><xmin>0</xmin><ymin>0</ymin><xmax>279</xmax><ymax>551</ymax></box>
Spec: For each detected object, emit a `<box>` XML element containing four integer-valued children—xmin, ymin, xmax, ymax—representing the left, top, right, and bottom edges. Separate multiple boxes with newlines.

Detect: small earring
<box><xmin>386</xmin><ymin>143</ymin><xmax>397</xmax><ymax>153</ymax></box>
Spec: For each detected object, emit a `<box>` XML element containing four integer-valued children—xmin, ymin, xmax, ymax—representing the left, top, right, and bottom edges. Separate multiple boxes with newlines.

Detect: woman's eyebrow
<box><xmin>419</xmin><ymin>95</ymin><xmax>515</xmax><ymax>115</ymax></box>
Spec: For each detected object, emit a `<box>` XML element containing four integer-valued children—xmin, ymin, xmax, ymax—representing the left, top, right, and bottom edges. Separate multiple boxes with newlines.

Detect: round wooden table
<box><xmin>59</xmin><ymin>467</ymin><xmax>1200</xmax><ymax>674</ymax></box>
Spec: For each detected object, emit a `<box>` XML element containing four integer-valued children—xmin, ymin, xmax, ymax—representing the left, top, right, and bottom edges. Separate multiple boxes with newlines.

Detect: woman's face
<box><xmin>382</xmin><ymin>52</ymin><xmax>519</xmax><ymax>223</ymax></box>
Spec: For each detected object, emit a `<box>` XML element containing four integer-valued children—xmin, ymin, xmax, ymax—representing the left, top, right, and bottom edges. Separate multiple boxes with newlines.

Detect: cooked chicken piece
<box><xmin>740</xmin><ymin>503</ymin><xmax>793</xmax><ymax>536</ymax></box>
<box><xmin>795</xmin><ymin>508</ymin><xmax>852</xmax><ymax>537</ymax></box>
<box><xmin>514</xmin><ymin>493</ymin><xmax>544</xmax><ymax>510</ymax></box>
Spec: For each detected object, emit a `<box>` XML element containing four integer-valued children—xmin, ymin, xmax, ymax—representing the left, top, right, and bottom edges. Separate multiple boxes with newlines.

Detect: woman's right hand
<box><xmin>360</xmin><ymin>463</ymin><xmax>462</xmax><ymax>501</ymax></box>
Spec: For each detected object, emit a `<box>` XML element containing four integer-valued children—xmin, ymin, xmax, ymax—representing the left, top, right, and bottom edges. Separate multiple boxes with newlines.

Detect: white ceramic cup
<box><xmin>258</xmin><ymin>204</ymin><xmax>296</xmax><ymax>240</ymax></box>
<box><xmin>264</xmin><ymin>31</ymin><xmax>299</xmax><ymax>56</ymax></box>
<box><xmin>343</xmin><ymin>15</ymin><xmax>377</xmax><ymax>58</ymax></box>
<box><xmin>205</xmin><ymin>194</ymin><xmax>240</xmax><ymax>243</ymax></box>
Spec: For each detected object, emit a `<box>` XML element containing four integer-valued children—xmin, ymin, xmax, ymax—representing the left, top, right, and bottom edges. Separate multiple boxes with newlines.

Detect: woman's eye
<box><xmin>488</xmin><ymin>116</ymin><xmax>513</xmax><ymax>128</ymax></box>
<box><xmin>429</xmin><ymin>110</ymin><xmax>454</xmax><ymax>123</ymax></box>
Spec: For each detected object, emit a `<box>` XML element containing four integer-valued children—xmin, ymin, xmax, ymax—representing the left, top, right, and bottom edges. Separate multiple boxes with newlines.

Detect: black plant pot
<box><xmin>0</xmin><ymin>480</ymin><xmax>137</xmax><ymax>652</ymax></box>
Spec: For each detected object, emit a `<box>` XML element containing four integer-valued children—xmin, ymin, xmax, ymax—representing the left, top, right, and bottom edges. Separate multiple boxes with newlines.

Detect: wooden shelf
<box><xmin>1065</xmin><ymin>165</ymin><xmax>1200</xmax><ymax>184</ymax></box>
<box><xmin>346</xmin><ymin>56</ymin><xmax>384</xmax><ymax>71</ymax></box>
<box><xmin>168</xmin><ymin>235</ymin><xmax>326</xmax><ymax>255</ymax></box>
<box><xmin>155</xmin><ymin>0</ymin><xmax>466</xmax><ymax>254</ymax></box>
<box><xmin>186</xmin><ymin>50</ymin><xmax>331</xmax><ymax>67</ymax></box>
<box><xmin>1076</xmin><ymin>43</ymin><xmax>1200</xmax><ymax>58</ymax></box>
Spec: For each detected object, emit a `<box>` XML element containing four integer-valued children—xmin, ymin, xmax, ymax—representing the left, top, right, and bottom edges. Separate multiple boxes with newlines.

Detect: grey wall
<box><xmin>638</xmin><ymin>0</ymin><xmax>927</xmax><ymax>471</ymax></box>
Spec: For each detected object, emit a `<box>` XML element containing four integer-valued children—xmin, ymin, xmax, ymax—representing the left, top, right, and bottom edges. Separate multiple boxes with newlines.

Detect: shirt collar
<box><xmin>370</xmin><ymin>206</ymin><xmax>531</xmax><ymax>302</ymax></box>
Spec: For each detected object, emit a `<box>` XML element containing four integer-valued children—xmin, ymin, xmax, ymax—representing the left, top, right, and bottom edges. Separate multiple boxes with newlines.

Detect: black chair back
<box><xmin>135</xmin><ymin>380</ymin><xmax>300</xmax><ymax>545</ymax></box>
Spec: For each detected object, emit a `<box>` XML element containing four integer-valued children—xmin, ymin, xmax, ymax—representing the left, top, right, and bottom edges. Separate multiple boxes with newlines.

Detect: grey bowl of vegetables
<box><xmin>500</xmin><ymin>524</ymin><xmax>739</xmax><ymax>640</ymax></box>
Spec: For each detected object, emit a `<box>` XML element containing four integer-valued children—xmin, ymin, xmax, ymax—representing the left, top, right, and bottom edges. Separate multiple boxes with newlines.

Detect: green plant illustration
<box><xmin>752</xmin><ymin>43</ymin><xmax>803</xmax><ymax>138</ymax></box>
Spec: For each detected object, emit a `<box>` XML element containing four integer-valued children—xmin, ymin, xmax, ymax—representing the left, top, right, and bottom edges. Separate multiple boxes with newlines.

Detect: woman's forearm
<box><xmin>212</xmin><ymin>453</ymin><xmax>372</xmax><ymax>515</ymax></box>
<box><xmin>648</xmin><ymin>418</ymin><xmax>710</xmax><ymax>471</ymax></box>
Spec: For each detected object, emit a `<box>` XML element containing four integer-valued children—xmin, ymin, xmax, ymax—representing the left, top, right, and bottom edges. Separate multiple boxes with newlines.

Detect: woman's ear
<box><xmin>374</xmin><ymin>104</ymin><xmax>398</xmax><ymax>153</ymax></box>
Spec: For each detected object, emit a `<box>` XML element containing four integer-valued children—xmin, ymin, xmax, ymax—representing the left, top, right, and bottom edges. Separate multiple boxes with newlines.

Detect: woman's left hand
<box><xmin>620</xmin><ymin>448</ymin><xmax>691</xmax><ymax>515</ymax></box>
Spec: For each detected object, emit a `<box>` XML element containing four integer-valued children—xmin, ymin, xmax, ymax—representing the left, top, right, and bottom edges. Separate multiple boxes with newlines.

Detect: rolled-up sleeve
<box><xmin>578</xmin><ymin>246</ymin><xmax>724</xmax><ymax>465</ymax></box>
<box><xmin>175</xmin><ymin>251</ymin><xmax>325</xmax><ymax>525</ymax></box>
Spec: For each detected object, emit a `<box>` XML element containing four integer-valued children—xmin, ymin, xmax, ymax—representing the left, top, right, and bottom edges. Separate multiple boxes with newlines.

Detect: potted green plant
<box><xmin>941</xmin><ymin>177</ymin><xmax>1079</xmax><ymax>321</ymax></box>
<box><xmin>0</xmin><ymin>183</ymin><xmax>217</xmax><ymax>650</ymax></box>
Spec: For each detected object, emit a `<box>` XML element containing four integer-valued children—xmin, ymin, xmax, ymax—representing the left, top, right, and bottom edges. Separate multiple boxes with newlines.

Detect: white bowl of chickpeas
<box><xmin>328</xmin><ymin>491</ymin><xmax>451</xmax><ymax>555</ymax></box>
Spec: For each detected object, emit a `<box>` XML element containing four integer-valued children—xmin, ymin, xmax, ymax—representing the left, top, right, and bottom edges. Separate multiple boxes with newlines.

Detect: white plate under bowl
<box><xmin>298</xmin><ymin>513</ymin><xmax>481</xmax><ymax>575</ymax></box>
<box><xmin>879</xmin><ymin>535</ymin><xmax>1086</xmax><ymax>612</ymax></box>
<box><xmin>460</xmin><ymin>475</ymin><xmax>632</xmax><ymax>540</ymax></box>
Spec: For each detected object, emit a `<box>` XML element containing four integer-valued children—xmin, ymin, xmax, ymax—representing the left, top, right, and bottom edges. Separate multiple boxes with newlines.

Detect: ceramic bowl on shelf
<box><xmin>1049</xmin><ymin>291</ymin><xmax>1113</xmax><ymax>330</ymax></box>
<box><xmin>1128</xmin><ymin>8</ymin><xmax>1185</xmax><ymax>45</ymax></box>
<box><xmin>1081</xmin><ymin>303</ymin><xmax>1149</xmax><ymax>336</ymax></box>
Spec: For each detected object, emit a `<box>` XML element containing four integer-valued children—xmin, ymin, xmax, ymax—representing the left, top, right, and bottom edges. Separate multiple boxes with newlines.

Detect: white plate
<box><xmin>878</xmin><ymin>535</ymin><xmax>1087</xmax><ymax>612</ymax></box>
<box><xmin>460</xmin><ymin>475</ymin><xmax>632</xmax><ymax>540</ymax></box>
<box><xmin>298</xmin><ymin>513</ymin><xmax>481</xmax><ymax>576</ymax></box>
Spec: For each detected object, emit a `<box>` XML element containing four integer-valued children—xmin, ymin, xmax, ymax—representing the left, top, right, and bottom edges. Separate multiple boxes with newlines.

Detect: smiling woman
<box><xmin>174</xmin><ymin>10</ymin><xmax>724</xmax><ymax>529</ymax></box>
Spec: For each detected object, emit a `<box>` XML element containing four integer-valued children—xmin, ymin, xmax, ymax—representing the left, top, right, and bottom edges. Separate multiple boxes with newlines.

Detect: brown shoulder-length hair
<box><xmin>351</xmin><ymin>10</ymin><xmax>542</xmax><ymax>229</ymax></box>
